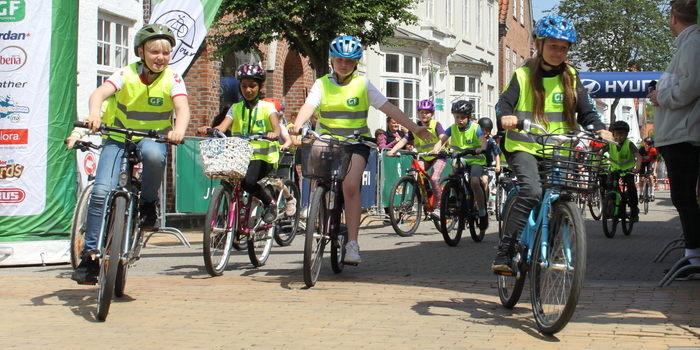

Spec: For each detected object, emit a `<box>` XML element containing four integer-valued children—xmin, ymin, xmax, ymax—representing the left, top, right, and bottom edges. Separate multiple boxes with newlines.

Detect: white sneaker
<box><xmin>430</xmin><ymin>208</ymin><xmax>441</xmax><ymax>219</ymax></box>
<box><xmin>300</xmin><ymin>206</ymin><xmax>308</xmax><ymax>220</ymax></box>
<box><xmin>344</xmin><ymin>241</ymin><xmax>362</xmax><ymax>264</ymax></box>
<box><xmin>284</xmin><ymin>198</ymin><xmax>297</xmax><ymax>217</ymax></box>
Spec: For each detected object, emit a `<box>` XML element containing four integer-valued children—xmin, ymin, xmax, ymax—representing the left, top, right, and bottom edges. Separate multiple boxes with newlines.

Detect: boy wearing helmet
<box><xmin>492</xmin><ymin>15</ymin><xmax>611</xmax><ymax>275</ymax></box>
<box><xmin>290</xmin><ymin>35</ymin><xmax>432</xmax><ymax>264</ymax></box>
<box><xmin>387</xmin><ymin>99</ymin><xmax>448</xmax><ymax>219</ymax></box>
<box><xmin>638</xmin><ymin>137</ymin><xmax>658</xmax><ymax>200</ymax></box>
<box><xmin>601</xmin><ymin>121</ymin><xmax>642</xmax><ymax>221</ymax></box>
<box><xmin>435</xmin><ymin>100</ymin><xmax>490</xmax><ymax>231</ymax></box>
<box><xmin>198</xmin><ymin>62</ymin><xmax>288</xmax><ymax>222</ymax></box>
<box><xmin>67</xmin><ymin>24</ymin><xmax>191</xmax><ymax>284</ymax></box>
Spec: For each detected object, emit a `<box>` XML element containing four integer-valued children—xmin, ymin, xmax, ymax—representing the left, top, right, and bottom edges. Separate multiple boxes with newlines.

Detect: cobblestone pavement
<box><xmin>1</xmin><ymin>190</ymin><xmax>699</xmax><ymax>349</ymax></box>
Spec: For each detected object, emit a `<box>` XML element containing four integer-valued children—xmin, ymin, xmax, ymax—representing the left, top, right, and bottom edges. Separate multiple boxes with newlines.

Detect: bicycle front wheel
<box><xmin>274</xmin><ymin>179</ymin><xmax>301</xmax><ymax>246</ymax></box>
<box><xmin>601</xmin><ymin>192</ymin><xmax>617</xmax><ymax>238</ymax></box>
<box><xmin>621</xmin><ymin>198</ymin><xmax>634</xmax><ymax>236</ymax></box>
<box><xmin>97</xmin><ymin>196</ymin><xmax>126</xmax><ymax>322</ymax></box>
<box><xmin>248</xmin><ymin>189</ymin><xmax>274</xmax><ymax>267</ymax></box>
<box><xmin>642</xmin><ymin>181</ymin><xmax>650</xmax><ymax>215</ymax></box>
<box><xmin>587</xmin><ymin>186</ymin><xmax>602</xmax><ymax>220</ymax></box>
<box><xmin>70</xmin><ymin>183</ymin><xmax>93</xmax><ymax>269</ymax></box>
<box><xmin>440</xmin><ymin>180</ymin><xmax>462</xmax><ymax>246</ymax></box>
<box><xmin>530</xmin><ymin>200</ymin><xmax>586</xmax><ymax>335</ymax></box>
<box><xmin>388</xmin><ymin>176</ymin><xmax>422</xmax><ymax>237</ymax></box>
<box><xmin>115</xmin><ymin>206</ymin><xmax>138</xmax><ymax>298</ymax></box>
<box><xmin>203</xmin><ymin>185</ymin><xmax>235</xmax><ymax>276</ymax></box>
<box><xmin>497</xmin><ymin>197</ymin><xmax>526</xmax><ymax>309</ymax></box>
<box><xmin>303</xmin><ymin>188</ymin><xmax>327</xmax><ymax>288</ymax></box>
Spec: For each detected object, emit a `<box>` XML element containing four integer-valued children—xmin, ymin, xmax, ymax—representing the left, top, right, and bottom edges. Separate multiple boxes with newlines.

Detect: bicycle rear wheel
<box><xmin>440</xmin><ymin>180</ymin><xmax>462</xmax><ymax>246</ymax></box>
<box><xmin>388</xmin><ymin>176</ymin><xmax>422</xmax><ymax>237</ymax></box>
<box><xmin>601</xmin><ymin>192</ymin><xmax>617</xmax><ymax>238</ymax></box>
<box><xmin>274</xmin><ymin>179</ymin><xmax>300</xmax><ymax>246</ymax></box>
<box><xmin>642</xmin><ymin>181</ymin><xmax>650</xmax><ymax>215</ymax></box>
<box><xmin>97</xmin><ymin>196</ymin><xmax>126</xmax><ymax>322</ymax></box>
<box><xmin>497</xmin><ymin>197</ymin><xmax>526</xmax><ymax>309</ymax></box>
<box><xmin>248</xmin><ymin>188</ymin><xmax>274</xmax><ymax>267</ymax></box>
<box><xmin>530</xmin><ymin>200</ymin><xmax>586</xmax><ymax>335</ymax></box>
<box><xmin>587</xmin><ymin>186</ymin><xmax>602</xmax><ymax>220</ymax></box>
<box><xmin>331</xmin><ymin>220</ymin><xmax>347</xmax><ymax>273</ymax></box>
<box><xmin>621</xmin><ymin>198</ymin><xmax>634</xmax><ymax>236</ymax></box>
<box><xmin>203</xmin><ymin>185</ymin><xmax>235</xmax><ymax>277</ymax></box>
<box><xmin>70</xmin><ymin>183</ymin><xmax>93</xmax><ymax>269</ymax></box>
<box><xmin>303</xmin><ymin>188</ymin><xmax>327</xmax><ymax>288</ymax></box>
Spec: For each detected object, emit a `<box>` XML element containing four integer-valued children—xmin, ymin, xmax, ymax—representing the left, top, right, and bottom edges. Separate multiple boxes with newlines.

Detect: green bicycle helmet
<box><xmin>133</xmin><ymin>24</ymin><xmax>176</xmax><ymax>56</ymax></box>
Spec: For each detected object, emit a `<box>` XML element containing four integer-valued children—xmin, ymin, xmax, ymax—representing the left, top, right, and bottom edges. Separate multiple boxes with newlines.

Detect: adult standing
<box><xmin>647</xmin><ymin>0</ymin><xmax>700</xmax><ymax>269</ymax></box>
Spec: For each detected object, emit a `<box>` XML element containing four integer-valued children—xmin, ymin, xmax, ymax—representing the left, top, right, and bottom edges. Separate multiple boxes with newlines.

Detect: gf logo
<box><xmin>346</xmin><ymin>97</ymin><xmax>359</xmax><ymax>107</ymax></box>
<box><xmin>148</xmin><ymin>97</ymin><xmax>163</xmax><ymax>106</ymax></box>
<box><xmin>552</xmin><ymin>92</ymin><xmax>563</xmax><ymax>104</ymax></box>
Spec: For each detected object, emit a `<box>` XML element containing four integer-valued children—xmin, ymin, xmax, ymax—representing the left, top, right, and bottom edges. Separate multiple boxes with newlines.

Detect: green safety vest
<box><xmin>318</xmin><ymin>74</ymin><xmax>371</xmax><ymax>138</ymax></box>
<box><xmin>111</xmin><ymin>62</ymin><xmax>174</xmax><ymax>142</ymax></box>
<box><xmin>449</xmin><ymin>122</ymin><xmax>487</xmax><ymax>166</ymax></box>
<box><xmin>414</xmin><ymin>119</ymin><xmax>439</xmax><ymax>161</ymax></box>
<box><xmin>607</xmin><ymin>139</ymin><xmax>635</xmax><ymax>171</ymax></box>
<box><xmin>503</xmin><ymin>66</ymin><xmax>577</xmax><ymax>155</ymax></box>
<box><xmin>230</xmin><ymin>100</ymin><xmax>280</xmax><ymax>166</ymax></box>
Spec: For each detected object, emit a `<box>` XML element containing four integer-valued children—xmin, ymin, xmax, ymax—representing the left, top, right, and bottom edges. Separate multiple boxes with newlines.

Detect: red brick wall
<box><xmin>498</xmin><ymin>1</ymin><xmax>533</xmax><ymax>92</ymax></box>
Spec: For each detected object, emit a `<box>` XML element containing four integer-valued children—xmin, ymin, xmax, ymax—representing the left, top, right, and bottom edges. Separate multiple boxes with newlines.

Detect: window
<box><xmin>462</xmin><ymin>0</ymin><xmax>469</xmax><ymax>39</ymax></box>
<box><xmin>505</xmin><ymin>46</ymin><xmax>511</xmax><ymax>87</ymax></box>
<box><xmin>425</xmin><ymin>0</ymin><xmax>434</xmax><ymax>21</ymax></box>
<box><xmin>383</xmin><ymin>53</ymin><xmax>421</xmax><ymax>121</ymax></box>
<box><xmin>386</xmin><ymin>54</ymin><xmax>400</xmax><ymax>73</ymax></box>
<box><xmin>97</xmin><ymin>15</ymin><xmax>130</xmax><ymax>88</ymax></box>
<box><xmin>455</xmin><ymin>76</ymin><xmax>466</xmax><ymax>92</ymax></box>
<box><xmin>476</xmin><ymin>0</ymin><xmax>482</xmax><ymax>43</ymax></box>
<box><xmin>488</xmin><ymin>0</ymin><xmax>494</xmax><ymax>50</ymax></box>
<box><xmin>446</xmin><ymin>0</ymin><xmax>454</xmax><ymax>29</ymax></box>
<box><xmin>469</xmin><ymin>77</ymin><xmax>478</xmax><ymax>93</ymax></box>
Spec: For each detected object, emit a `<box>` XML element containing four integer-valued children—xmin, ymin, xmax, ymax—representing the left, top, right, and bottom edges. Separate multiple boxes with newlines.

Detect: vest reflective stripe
<box><xmin>230</xmin><ymin>100</ymin><xmax>280</xmax><ymax>165</ymax></box>
<box><xmin>449</xmin><ymin>123</ymin><xmax>487</xmax><ymax>165</ymax></box>
<box><xmin>111</xmin><ymin>62</ymin><xmax>174</xmax><ymax>142</ymax></box>
<box><xmin>608</xmin><ymin>139</ymin><xmax>635</xmax><ymax>171</ymax></box>
<box><xmin>318</xmin><ymin>75</ymin><xmax>370</xmax><ymax>138</ymax></box>
<box><xmin>504</xmin><ymin>66</ymin><xmax>576</xmax><ymax>155</ymax></box>
<box><xmin>414</xmin><ymin>120</ymin><xmax>439</xmax><ymax>161</ymax></box>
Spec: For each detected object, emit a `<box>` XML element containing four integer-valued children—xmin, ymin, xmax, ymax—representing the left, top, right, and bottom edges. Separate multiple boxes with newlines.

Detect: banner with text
<box><xmin>579</xmin><ymin>71</ymin><xmax>663</xmax><ymax>99</ymax></box>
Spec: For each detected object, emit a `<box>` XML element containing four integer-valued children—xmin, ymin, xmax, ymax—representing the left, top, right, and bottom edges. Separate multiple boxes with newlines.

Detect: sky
<box><xmin>532</xmin><ymin>0</ymin><xmax>561</xmax><ymax>20</ymax></box>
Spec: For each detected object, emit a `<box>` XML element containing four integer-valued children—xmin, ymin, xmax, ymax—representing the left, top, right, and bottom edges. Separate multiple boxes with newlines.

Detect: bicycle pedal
<box><xmin>493</xmin><ymin>270</ymin><xmax>516</xmax><ymax>277</ymax></box>
<box><xmin>342</xmin><ymin>261</ymin><xmax>358</xmax><ymax>266</ymax></box>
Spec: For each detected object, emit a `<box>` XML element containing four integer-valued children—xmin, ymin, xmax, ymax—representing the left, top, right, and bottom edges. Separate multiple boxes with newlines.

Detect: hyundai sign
<box><xmin>579</xmin><ymin>71</ymin><xmax>663</xmax><ymax>99</ymax></box>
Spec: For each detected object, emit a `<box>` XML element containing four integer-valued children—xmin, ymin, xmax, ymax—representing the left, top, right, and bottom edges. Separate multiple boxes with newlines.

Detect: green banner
<box><xmin>176</xmin><ymin>138</ymin><xmax>217</xmax><ymax>213</ymax></box>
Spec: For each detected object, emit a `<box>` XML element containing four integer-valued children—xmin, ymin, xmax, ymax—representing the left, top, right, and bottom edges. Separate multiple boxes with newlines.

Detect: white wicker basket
<box><xmin>199</xmin><ymin>137</ymin><xmax>253</xmax><ymax>179</ymax></box>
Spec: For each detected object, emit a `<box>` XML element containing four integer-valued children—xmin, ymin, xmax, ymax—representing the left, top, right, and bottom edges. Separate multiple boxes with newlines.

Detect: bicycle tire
<box><xmin>621</xmin><ymin>198</ymin><xmax>634</xmax><ymax>236</ymax></box>
<box><xmin>247</xmin><ymin>187</ymin><xmax>274</xmax><ymax>267</ymax></box>
<box><xmin>388</xmin><ymin>176</ymin><xmax>422</xmax><ymax>237</ymax></box>
<box><xmin>438</xmin><ymin>176</ymin><xmax>456</xmax><ymax>233</ymax></box>
<box><xmin>274</xmin><ymin>179</ymin><xmax>301</xmax><ymax>247</ymax></box>
<box><xmin>203</xmin><ymin>185</ymin><xmax>235</xmax><ymax>277</ymax></box>
<box><xmin>114</xmin><ymin>210</ymin><xmax>138</xmax><ymax>298</ymax></box>
<box><xmin>530</xmin><ymin>199</ymin><xmax>586</xmax><ymax>335</ymax></box>
<box><xmin>495</xmin><ymin>180</ymin><xmax>508</xmax><ymax>223</ymax></box>
<box><xmin>331</xmin><ymin>221</ymin><xmax>347</xmax><ymax>273</ymax></box>
<box><xmin>440</xmin><ymin>180</ymin><xmax>462</xmax><ymax>246</ymax></box>
<box><xmin>303</xmin><ymin>188</ymin><xmax>327</xmax><ymax>288</ymax></box>
<box><xmin>96</xmin><ymin>196</ymin><xmax>126</xmax><ymax>322</ymax></box>
<box><xmin>70</xmin><ymin>183</ymin><xmax>93</xmax><ymax>269</ymax></box>
<box><xmin>587</xmin><ymin>186</ymin><xmax>603</xmax><ymax>221</ymax></box>
<box><xmin>497</xmin><ymin>196</ymin><xmax>526</xmax><ymax>309</ymax></box>
<box><xmin>469</xmin><ymin>215</ymin><xmax>485</xmax><ymax>242</ymax></box>
<box><xmin>642</xmin><ymin>181</ymin><xmax>650</xmax><ymax>215</ymax></box>
<box><xmin>601</xmin><ymin>192</ymin><xmax>617</xmax><ymax>238</ymax></box>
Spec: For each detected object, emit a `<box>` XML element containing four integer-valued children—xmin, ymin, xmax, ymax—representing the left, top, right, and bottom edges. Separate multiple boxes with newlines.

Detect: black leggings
<box><xmin>659</xmin><ymin>143</ymin><xmax>700</xmax><ymax>249</ymax></box>
<box><xmin>241</xmin><ymin>160</ymin><xmax>274</xmax><ymax>206</ymax></box>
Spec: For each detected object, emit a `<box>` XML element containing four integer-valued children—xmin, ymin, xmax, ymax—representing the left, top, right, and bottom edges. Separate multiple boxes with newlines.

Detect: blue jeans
<box><xmin>82</xmin><ymin>138</ymin><xmax>166</xmax><ymax>254</ymax></box>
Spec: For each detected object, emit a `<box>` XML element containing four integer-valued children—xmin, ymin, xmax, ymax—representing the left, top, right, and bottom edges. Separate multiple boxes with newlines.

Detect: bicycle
<box><xmin>299</xmin><ymin>129</ymin><xmax>376</xmax><ymax>288</ymax></box>
<box><xmin>494</xmin><ymin>166</ymin><xmax>514</xmax><ymax>235</ymax></box>
<box><xmin>72</xmin><ymin>121</ymin><xmax>174</xmax><ymax>321</ymax></box>
<box><xmin>584</xmin><ymin>174</ymin><xmax>604</xmax><ymax>220</ymax></box>
<box><xmin>386</xmin><ymin>150</ymin><xmax>449</xmax><ymax>237</ymax></box>
<box><xmin>639</xmin><ymin>170</ymin><xmax>655</xmax><ymax>215</ymax></box>
<box><xmin>68</xmin><ymin>140</ymin><xmax>102</xmax><ymax>269</ymax></box>
<box><xmin>439</xmin><ymin>150</ymin><xmax>489</xmax><ymax>246</ymax></box>
<box><xmin>200</xmin><ymin>129</ymin><xmax>300</xmax><ymax>276</ymax></box>
<box><xmin>496</xmin><ymin>120</ymin><xmax>611</xmax><ymax>335</ymax></box>
<box><xmin>601</xmin><ymin>170</ymin><xmax>635</xmax><ymax>238</ymax></box>
<box><xmin>273</xmin><ymin>150</ymin><xmax>302</xmax><ymax>246</ymax></box>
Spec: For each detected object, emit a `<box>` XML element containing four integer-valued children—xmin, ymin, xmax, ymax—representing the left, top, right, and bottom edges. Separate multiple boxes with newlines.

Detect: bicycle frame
<box><xmin>407</xmin><ymin>158</ymin><xmax>435</xmax><ymax>212</ymax></box>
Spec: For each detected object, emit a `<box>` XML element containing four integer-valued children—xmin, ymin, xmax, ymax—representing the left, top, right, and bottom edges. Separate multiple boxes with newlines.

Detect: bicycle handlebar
<box><xmin>515</xmin><ymin>119</ymin><xmax>617</xmax><ymax>147</ymax></box>
<box><xmin>73</xmin><ymin>121</ymin><xmax>177</xmax><ymax>145</ymax></box>
<box><xmin>66</xmin><ymin>139</ymin><xmax>102</xmax><ymax>152</ymax></box>
<box><xmin>300</xmin><ymin>128</ymin><xmax>377</xmax><ymax>148</ymax></box>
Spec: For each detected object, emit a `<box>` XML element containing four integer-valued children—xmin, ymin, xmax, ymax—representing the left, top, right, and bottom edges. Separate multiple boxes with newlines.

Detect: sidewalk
<box><xmin>1</xmin><ymin>190</ymin><xmax>699</xmax><ymax>349</ymax></box>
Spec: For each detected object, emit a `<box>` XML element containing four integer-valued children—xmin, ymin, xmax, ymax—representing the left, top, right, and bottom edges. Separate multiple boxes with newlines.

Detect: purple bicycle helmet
<box><xmin>417</xmin><ymin>99</ymin><xmax>435</xmax><ymax>111</ymax></box>
<box><xmin>329</xmin><ymin>35</ymin><xmax>363</xmax><ymax>59</ymax></box>
<box><xmin>235</xmin><ymin>62</ymin><xmax>266</xmax><ymax>82</ymax></box>
<box><xmin>534</xmin><ymin>15</ymin><xmax>578</xmax><ymax>44</ymax></box>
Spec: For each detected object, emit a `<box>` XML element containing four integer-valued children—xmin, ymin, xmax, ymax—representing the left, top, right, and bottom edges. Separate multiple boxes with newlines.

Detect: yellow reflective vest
<box><xmin>318</xmin><ymin>74</ymin><xmax>371</xmax><ymax>138</ymax></box>
<box><xmin>414</xmin><ymin>120</ymin><xmax>439</xmax><ymax>161</ymax></box>
<box><xmin>230</xmin><ymin>100</ymin><xmax>280</xmax><ymax>166</ymax></box>
<box><xmin>449</xmin><ymin>122</ymin><xmax>486</xmax><ymax>166</ymax></box>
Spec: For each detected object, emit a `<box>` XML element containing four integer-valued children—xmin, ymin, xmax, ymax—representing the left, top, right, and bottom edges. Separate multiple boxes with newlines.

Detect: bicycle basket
<box><xmin>536</xmin><ymin>134</ymin><xmax>606</xmax><ymax>193</ymax></box>
<box><xmin>199</xmin><ymin>137</ymin><xmax>254</xmax><ymax>179</ymax></box>
<box><xmin>300</xmin><ymin>137</ymin><xmax>353</xmax><ymax>182</ymax></box>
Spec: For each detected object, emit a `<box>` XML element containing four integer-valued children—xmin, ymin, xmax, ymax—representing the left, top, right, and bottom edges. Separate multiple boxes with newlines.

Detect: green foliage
<box><xmin>211</xmin><ymin>0</ymin><xmax>419</xmax><ymax>77</ymax></box>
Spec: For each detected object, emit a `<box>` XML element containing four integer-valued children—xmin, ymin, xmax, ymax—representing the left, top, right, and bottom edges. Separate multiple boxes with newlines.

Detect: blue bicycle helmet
<box><xmin>417</xmin><ymin>99</ymin><xmax>435</xmax><ymax>111</ymax></box>
<box><xmin>534</xmin><ymin>15</ymin><xmax>578</xmax><ymax>44</ymax></box>
<box><xmin>329</xmin><ymin>35</ymin><xmax>363</xmax><ymax>59</ymax></box>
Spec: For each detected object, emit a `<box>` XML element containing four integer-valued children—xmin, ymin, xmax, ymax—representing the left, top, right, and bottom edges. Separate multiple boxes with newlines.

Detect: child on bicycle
<box><xmin>197</xmin><ymin>63</ymin><xmax>286</xmax><ymax>223</ymax></box>
<box><xmin>601</xmin><ymin>120</ymin><xmax>642</xmax><ymax>221</ymax></box>
<box><xmin>638</xmin><ymin>136</ymin><xmax>658</xmax><ymax>200</ymax></box>
<box><xmin>434</xmin><ymin>101</ymin><xmax>489</xmax><ymax>230</ymax></box>
<box><xmin>66</xmin><ymin>24</ymin><xmax>191</xmax><ymax>284</ymax></box>
<box><xmin>492</xmin><ymin>15</ymin><xmax>610</xmax><ymax>275</ymax></box>
<box><xmin>386</xmin><ymin>99</ymin><xmax>447</xmax><ymax>219</ymax></box>
<box><xmin>290</xmin><ymin>35</ymin><xmax>433</xmax><ymax>264</ymax></box>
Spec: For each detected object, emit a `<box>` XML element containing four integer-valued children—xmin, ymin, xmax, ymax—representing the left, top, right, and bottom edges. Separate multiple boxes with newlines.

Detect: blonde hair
<box><xmin>141</xmin><ymin>38</ymin><xmax>173</xmax><ymax>54</ymax></box>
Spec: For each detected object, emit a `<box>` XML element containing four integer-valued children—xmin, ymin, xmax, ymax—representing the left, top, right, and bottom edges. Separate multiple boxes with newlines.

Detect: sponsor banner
<box><xmin>150</xmin><ymin>0</ymin><xmax>223</xmax><ymax>76</ymax></box>
<box><xmin>580</xmin><ymin>71</ymin><xmax>663</xmax><ymax>99</ymax></box>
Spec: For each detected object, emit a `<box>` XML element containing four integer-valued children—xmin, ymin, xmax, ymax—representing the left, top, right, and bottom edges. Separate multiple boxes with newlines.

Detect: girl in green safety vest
<box><xmin>600</xmin><ymin>120</ymin><xmax>642</xmax><ymax>221</ymax></box>
<box><xmin>387</xmin><ymin>99</ymin><xmax>447</xmax><ymax>219</ymax></box>
<box><xmin>491</xmin><ymin>15</ymin><xmax>612</xmax><ymax>276</ymax></box>
<box><xmin>290</xmin><ymin>35</ymin><xmax>434</xmax><ymax>264</ymax></box>
<box><xmin>66</xmin><ymin>24</ymin><xmax>192</xmax><ymax>285</ymax></box>
<box><xmin>198</xmin><ymin>62</ymin><xmax>283</xmax><ymax>224</ymax></box>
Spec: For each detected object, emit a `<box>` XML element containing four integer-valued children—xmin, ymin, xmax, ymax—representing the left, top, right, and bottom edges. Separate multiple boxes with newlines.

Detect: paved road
<box><xmin>1</xmin><ymin>190</ymin><xmax>699</xmax><ymax>349</ymax></box>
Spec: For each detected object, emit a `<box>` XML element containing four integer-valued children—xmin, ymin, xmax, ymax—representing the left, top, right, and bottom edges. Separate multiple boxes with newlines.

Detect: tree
<box><xmin>211</xmin><ymin>0</ymin><xmax>419</xmax><ymax>78</ymax></box>
<box><xmin>553</xmin><ymin>0</ymin><xmax>674</xmax><ymax>123</ymax></box>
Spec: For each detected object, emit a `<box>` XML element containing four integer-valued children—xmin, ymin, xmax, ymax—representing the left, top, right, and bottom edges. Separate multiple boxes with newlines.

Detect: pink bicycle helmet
<box><xmin>417</xmin><ymin>99</ymin><xmax>435</xmax><ymax>111</ymax></box>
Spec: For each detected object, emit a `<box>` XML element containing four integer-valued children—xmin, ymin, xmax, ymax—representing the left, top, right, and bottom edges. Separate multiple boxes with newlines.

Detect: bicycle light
<box><xmin>118</xmin><ymin>171</ymin><xmax>129</xmax><ymax>187</ymax></box>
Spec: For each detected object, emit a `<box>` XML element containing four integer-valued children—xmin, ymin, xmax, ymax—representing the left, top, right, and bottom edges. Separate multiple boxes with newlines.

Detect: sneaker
<box><xmin>284</xmin><ymin>197</ymin><xmax>297</xmax><ymax>217</ymax></box>
<box><xmin>479</xmin><ymin>215</ymin><xmax>489</xmax><ymax>231</ymax></box>
<box><xmin>140</xmin><ymin>201</ymin><xmax>159</xmax><ymax>230</ymax></box>
<box><xmin>300</xmin><ymin>206</ymin><xmax>308</xmax><ymax>220</ymax></box>
<box><xmin>344</xmin><ymin>241</ymin><xmax>362</xmax><ymax>264</ymax></box>
<box><xmin>651</xmin><ymin>195</ymin><xmax>655</xmax><ymax>202</ymax></box>
<box><xmin>263</xmin><ymin>201</ymin><xmax>277</xmax><ymax>223</ymax></box>
<box><xmin>491</xmin><ymin>248</ymin><xmax>514</xmax><ymax>275</ymax></box>
<box><xmin>430</xmin><ymin>208</ymin><xmax>441</xmax><ymax>219</ymax></box>
<box><xmin>71</xmin><ymin>255</ymin><xmax>99</xmax><ymax>285</ymax></box>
